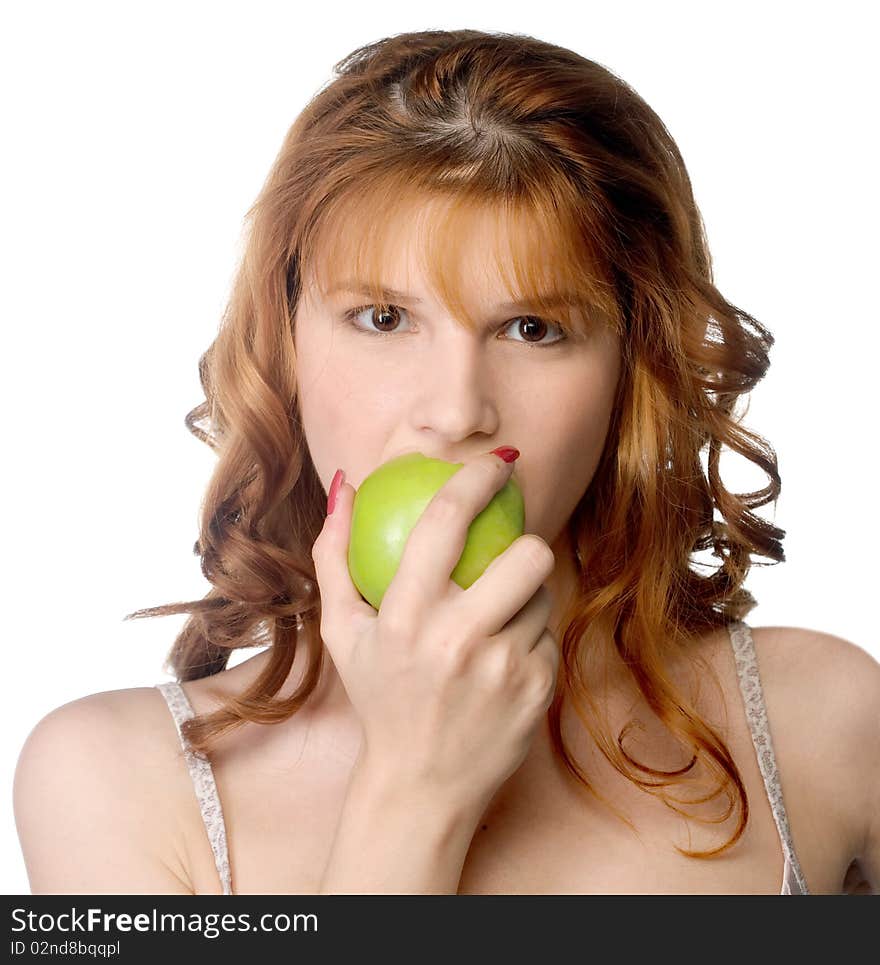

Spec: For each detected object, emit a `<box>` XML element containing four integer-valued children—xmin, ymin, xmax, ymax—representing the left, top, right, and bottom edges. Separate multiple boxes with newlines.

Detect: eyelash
<box><xmin>340</xmin><ymin>304</ymin><xmax>569</xmax><ymax>348</ymax></box>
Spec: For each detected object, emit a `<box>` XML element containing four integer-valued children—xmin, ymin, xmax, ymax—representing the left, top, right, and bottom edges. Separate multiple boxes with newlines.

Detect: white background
<box><xmin>2</xmin><ymin>0</ymin><xmax>876</xmax><ymax>894</ymax></box>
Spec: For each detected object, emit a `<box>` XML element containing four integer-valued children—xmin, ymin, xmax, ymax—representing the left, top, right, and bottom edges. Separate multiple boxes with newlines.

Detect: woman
<box><xmin>14</xmin><ymin>28</ymin><xmax>878</xmax><ymax>895</ymax></box>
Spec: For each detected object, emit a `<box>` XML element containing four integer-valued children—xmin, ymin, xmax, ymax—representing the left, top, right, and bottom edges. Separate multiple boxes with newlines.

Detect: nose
<box><xmin>407</xmin><ymin>335</ymin><xmax>499</xmax><ymax>443</ymax></box>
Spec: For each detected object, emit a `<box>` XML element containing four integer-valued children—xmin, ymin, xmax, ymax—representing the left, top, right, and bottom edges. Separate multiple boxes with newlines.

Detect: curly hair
<box><xmin>125</xmin><ymin>28</ymin><xmax>784</xmax><ymax>860</ymax></box>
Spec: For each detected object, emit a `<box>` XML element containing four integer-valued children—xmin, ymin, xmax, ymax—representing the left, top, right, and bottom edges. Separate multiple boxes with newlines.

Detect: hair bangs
<box><xmin>301</xmin><ymin>172</ymin><xmax>620</xmax><ymax>339</ymax></box>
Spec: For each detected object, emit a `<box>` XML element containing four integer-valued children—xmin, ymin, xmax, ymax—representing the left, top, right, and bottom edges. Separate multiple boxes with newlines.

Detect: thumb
<box><xmin>312</xmin><ymin>470</ymin><xmax>375</xmax><ymax>654</ymax></box>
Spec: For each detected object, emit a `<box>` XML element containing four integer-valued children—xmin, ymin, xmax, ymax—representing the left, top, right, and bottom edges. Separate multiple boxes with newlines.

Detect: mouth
<box><xmin>391</xmin><ymin>449</ymin><xmax>482</xmax><ymax>466</ymax></box>
<box><xmin>387</xmin><ymin>448</ymin><xmax>521</xmax><ymax>481</ymax></box>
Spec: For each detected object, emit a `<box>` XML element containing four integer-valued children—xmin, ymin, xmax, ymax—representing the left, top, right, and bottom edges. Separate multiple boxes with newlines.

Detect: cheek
<box><xmin>574</xmin><ymin>377</ymin><xmax>619</xmax><ymax>455</ymax></box>
<box><xmin>294</xmin><ymin>335</ymin><xmax>349</xmax><ymax>488</ymax></box>
<box><xmin>297</xmin><ymin>360</ymin><xmax>400</xmax><ymax>490</ymax></box>
<box><xmin>520</xmin><ymin>368</ymin><xmax>620</xmax><ymax>537</ymax></box>
<box><xmin>294</xmin><ymin>316</ymin><xmax>358</xmax><ymax>427</ymax></box>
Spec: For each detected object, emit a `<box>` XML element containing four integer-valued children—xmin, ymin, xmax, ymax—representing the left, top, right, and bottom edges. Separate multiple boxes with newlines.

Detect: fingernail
<box><xmin>490</xmin><ymin>446</ymin><xmax>520</xmax><ymax>463</ymax></box>
<box><xmin>327</xmin><ymin>469</ymin><xmax>345</xmax><ymax>515</ymax></box>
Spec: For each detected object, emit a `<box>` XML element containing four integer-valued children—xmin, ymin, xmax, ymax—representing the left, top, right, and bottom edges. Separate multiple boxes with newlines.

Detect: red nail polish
<box><xmin>490</xmin><ymin>446</ymin><xmax>520</xmax><ymax>463</ymax></box>
<box><xmin>327</xmin><ymin>469</ymin><xmax>345</xmax><ymax>515</ymax></box>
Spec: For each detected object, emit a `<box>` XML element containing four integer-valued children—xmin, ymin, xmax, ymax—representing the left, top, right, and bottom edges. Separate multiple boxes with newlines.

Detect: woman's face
<box><xmin>292</xmin><ymin>203</ymin><xmax>622</xmax><ymax>611</ymax></box>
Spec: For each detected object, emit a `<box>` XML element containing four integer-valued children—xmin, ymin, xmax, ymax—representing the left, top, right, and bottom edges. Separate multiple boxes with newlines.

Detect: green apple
<box><xmin>348</xmin><ymin>452</ymin><xmax>525</xmax><ymax>611</ymax></box>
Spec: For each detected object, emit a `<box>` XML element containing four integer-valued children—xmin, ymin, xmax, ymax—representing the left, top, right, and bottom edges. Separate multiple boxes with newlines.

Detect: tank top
<box><xmin>154</xmin><ymin>620</ymin><xmax>810</xmax><ymax>895</ymax></box>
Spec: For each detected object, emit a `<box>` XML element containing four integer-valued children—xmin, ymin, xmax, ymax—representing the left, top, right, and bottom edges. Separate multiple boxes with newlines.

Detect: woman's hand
<box><xmin>311</xmin><ymin>448</ymin><xmax>559</xmax><ymax>820</ymax></box>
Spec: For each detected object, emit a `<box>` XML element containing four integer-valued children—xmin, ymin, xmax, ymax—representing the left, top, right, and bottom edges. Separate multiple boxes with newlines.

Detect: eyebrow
<box><xmin>324</xmin><ymin>281</ymin><xmax>583</xmax><ymax>313</ymax></box>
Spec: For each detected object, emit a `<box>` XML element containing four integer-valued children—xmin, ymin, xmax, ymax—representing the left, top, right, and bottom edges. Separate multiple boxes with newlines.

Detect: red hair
<box><xmin>126</xmin><ymin>29</ymin><xmax>784</xmax><ymax>859</ymax></box>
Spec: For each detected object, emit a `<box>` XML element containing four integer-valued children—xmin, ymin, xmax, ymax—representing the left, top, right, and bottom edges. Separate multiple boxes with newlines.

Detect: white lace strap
<box><xmin>155</xmin><ymin>682</ymin><xmax>233</xmax><ymax>896</ymax></box>
<box><xmin>727</xmin><ymin>622</ymin><xmax>809</xmax><ymax>895</ymax></box>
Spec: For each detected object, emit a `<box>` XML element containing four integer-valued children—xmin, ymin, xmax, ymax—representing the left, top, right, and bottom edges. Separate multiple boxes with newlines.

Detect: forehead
<box><xmin>306</xmin><ymin>196</ymin><xmax>554</xmax><ymax>298</ymax></box>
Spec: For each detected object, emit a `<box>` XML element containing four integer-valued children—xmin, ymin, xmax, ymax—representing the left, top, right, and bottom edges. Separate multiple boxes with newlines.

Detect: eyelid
<box><xmin>341</xmin><ymin>303</ymin><xmax>569</xmax><ymax>347</ymax></box>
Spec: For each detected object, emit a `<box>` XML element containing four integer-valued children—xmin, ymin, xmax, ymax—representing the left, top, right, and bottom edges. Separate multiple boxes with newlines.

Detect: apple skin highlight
<box><xmin>348</xmin><ymin>452</ymin><xmax>525</xmax><ymax>611</ymax></box>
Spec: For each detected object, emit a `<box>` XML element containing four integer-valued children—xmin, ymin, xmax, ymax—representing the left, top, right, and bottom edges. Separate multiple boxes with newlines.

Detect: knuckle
<box><xmin>487</xmin><ymin>457</ymin><xmax>507</xmax><ymax>479</ymax></box>
<box><xmin>437</xmin><ymin>610</ymin><xmax>478</xmax><ymax>667</ymax></box>
<box><xmin>377</xmin><ymin>606</ymin><xmax>415</xmax><ymax>643</ymax></box>
<box><xmin>311</xmin><ymin>531</ymin><xmax>330</xmax><ymax>564</ymax></box>
<box><xmin>317</xmin><ymin>603</ymin><xmax>334</xmax><ymax>641</ymax></box>
<box><xmin>488</xmin><ymin>644</ymin><xmax>520</xmax><ymax>685</ymax></box>
<box><xmin>439</xmin><ymin>634</ymin><xmax>474</xmax><ymax>673</ymax></box>
<box><xmin>520</xmin><ymin>535</ymin><xmax>556</xmax><ymax>576</ymax></box>
<box><xmin>532</xmin><ymin>665</ymin><xmax>555</xmax><ymax>702</ymax></box>
<box><xmin>528</xmin><ymin>660</ymin><xmax>549</xmax><ymax>691</ymax></box>
<box><xmin>424</xmin><ymin>490</ymin><xmax>462</xmax><ymax>525</ymax></box>
<box><xmin>531</xmin><ymin>642</ymin><xmax>558</xmax><ymax>695</ymax></box>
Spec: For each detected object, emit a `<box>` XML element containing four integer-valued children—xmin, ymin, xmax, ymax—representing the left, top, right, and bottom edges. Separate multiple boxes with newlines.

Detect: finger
<box><xmin>460</xmin><ymin>533</ymin><xmax>556</xmax><ymax>640</ymax></box>
<box><xmin>490</xmin><ymin>582</ymin><xmax>555</xmax><ymax>657</ymax></box>
<box><xmin>381</xmin><ymin>449</ymin><xmax>518</xmax><ymax>617</ymax></box>
<box><xmin>528</xmin><ymin>628</ymin><xmax>561</xmax><ymax>707</ymax></box>
<box><xmin>311</xmin><ymin>471</ymin><xmax>376</xmax><ymax>659</ymax></box>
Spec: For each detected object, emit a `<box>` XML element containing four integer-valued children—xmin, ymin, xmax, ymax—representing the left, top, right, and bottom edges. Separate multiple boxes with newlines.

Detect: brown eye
<box><xmin>516</xmin><ymin>317</ymin><xmax>548</xmax><ymax>342</ymax></box>
<box><xmin>369</xmin><ymin>305</ymin><xmax>403</xmax><ymax>332</ymax></box>
<box><xmin>503</xmin><ymin>315</ymin><xmax>567</xmax><ymax>347</ymax></box>
<box><xmin>344</xmin><ymin>303</ymin><xmax>410</xmax><ymax>335</ymax></box>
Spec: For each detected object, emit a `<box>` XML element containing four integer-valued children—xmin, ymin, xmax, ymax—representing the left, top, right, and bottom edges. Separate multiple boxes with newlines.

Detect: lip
<box><xmin>389</xmin><ymin>448</ymin><xmax>518</xmax><ymax>470</ymax></box>
<box><xmin>391</xmin><ymin>448</ymin><xmax>475</xmax><ymax>465</ymax></box>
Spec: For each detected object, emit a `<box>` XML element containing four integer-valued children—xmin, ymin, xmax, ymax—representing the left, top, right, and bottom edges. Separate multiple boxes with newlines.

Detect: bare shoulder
<box><xmin>749</xmin><ymin>624</ymin><xmax>880</xmax><ymax>739</ymax></box>
<box><xmin>13</xmin><ymin>687</ymin><xmax>195</xmax><ymax>894</ymax></box>
<box><xmin>748</xmin><ymin>624</ymin><xmax>880</xmax><ymax>891</ymax></box>
<box><xmin>749</xmin><ymin>623</ymin><xmax>879</xmax><ymax>679</ymax></box>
